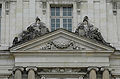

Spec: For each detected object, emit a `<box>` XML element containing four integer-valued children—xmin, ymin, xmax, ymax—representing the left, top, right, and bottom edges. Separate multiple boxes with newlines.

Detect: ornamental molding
<box><xmin>87</xmin><ymin>67</ymin><xmax>99</xmax><ymax>71</ymax></box>
<box><xmin>100</xmin><ymin>67</ymin><xmax>111</xmax><ymax>72</ymax></box>
<box><xmin>26</xmin><ymin>66</ymin><xmax>37</xmax><ymax>71</ymax></box>
<box><xmin>13</xmin><ymin>66</ymin><xmax>24</xmax><ymax>71</ymax></box>
<box><xmin>39</xmin><ymin>68</ymin><xmax>85</xmax><ymax>74</ymax></box>
<box><xmin>40</xmin><ymin>37</ymin><xmax>86</xmax><ymax>50</ymax></box>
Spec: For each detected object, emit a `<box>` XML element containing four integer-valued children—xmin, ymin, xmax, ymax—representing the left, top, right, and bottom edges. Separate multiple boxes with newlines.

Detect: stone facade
<box><xmin>0</xmin><ymin>0</ymin><xmax>120</xmax><ymax>79</ymax></box>
<box><xmin>0</xmin><ymin>0</ymin><xmax>120</xmax><ymax>49</ymax></box>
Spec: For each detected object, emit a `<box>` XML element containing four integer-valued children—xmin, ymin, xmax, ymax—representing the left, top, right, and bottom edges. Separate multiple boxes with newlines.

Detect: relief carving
<box><xmin>39</xmin><ymin>68</ymin><xmax>83</xmax><ymax>73</ymax></box>
<box><xmin>40</xmin><ymin>38</ymin><xmax>85</xmax><ymax>50</ymax></box>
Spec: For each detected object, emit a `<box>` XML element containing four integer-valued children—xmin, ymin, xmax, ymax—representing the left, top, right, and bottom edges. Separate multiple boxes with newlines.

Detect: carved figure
<box><xmin>75</xmin><ymin>16</ymin><xmax>110</xmax><ymax>46</ymax></box>
<box><xmin>12</xmin><ymin>17</ymin><xmax>49</xmax><ymax>46</ymax></box>
<box><xmin>75</xmin><ymin>19</ymin><xmax>93</xmax><ymax>36</ymax></box>
<box><xmin>13</xmin><ymin>37</ymin><xmax>19</xmax><ymax>46</ymax></box>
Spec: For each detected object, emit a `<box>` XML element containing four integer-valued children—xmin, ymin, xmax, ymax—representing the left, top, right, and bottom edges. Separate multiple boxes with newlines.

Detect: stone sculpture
<box><xmin>12</xmin><ymin>17</ymin><xmax>49</xmax><ymax>46</ymax></box>
<box><xmin>75</xmin><ymin>16</ymin><xmax>110</xmax><ymax>46</ymax></box>
<box><xmin>12</xmin><ymin>16</ymin><xmax>111</xmax><ymax>47</ymax></box>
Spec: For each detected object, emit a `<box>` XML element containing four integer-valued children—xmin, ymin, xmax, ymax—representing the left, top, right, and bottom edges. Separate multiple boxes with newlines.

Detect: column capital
<box><xmin>41</xmin><ymin>75</ymin><xmax>46</xmax><ymax>79</ymax></box>
<box><xmin>100</xmin><ymin>67</ymin><xmax>110</xmax><ymax>72</ymax></box>
<box><xmin>13</xmin><ymin>66</ymin><xmax>24</xmax><ymax>72</ymax></box>
<box><xmin>79</xmin><ymin>75</ymin><xmax>84</xmax><ymax>79</ymax></box>
<box><xmin>26</xmin><ymin>66</ymin><xmax>37</xmax><ymax>71</ymax></box>
<box><xmin>87</xmin><ymin>67</ymin><xmax>99</xmax><ymax>71</ymax></box>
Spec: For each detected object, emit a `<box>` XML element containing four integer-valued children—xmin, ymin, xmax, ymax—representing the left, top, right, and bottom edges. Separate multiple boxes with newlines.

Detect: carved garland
<box><xmin>40</xmin><ymin>40</ymin><xmax>85</xmax><ymax>50</ymax></box>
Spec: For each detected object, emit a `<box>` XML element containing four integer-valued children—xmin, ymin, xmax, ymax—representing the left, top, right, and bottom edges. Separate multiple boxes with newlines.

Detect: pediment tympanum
<box><xmin>10</xmin><ymin>29</ymin><xmax>114</xmax><ymax>53</ymax></box>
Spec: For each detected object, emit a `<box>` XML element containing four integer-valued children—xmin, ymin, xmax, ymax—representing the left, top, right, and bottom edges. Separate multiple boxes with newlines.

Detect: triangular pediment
<box><xmin>10</xmin><ymin>29</ymin><xmax>115</xmax><ymax>53</ymax></box>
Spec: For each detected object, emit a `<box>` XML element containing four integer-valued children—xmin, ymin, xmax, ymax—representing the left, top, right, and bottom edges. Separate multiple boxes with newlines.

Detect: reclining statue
<box><xmin>13</xmin><ymin>17</ymin><xmax>49</xmax><ymax>46</ymax></box>
<box><xmin>75</xmin><ymin>16</ymin><xmax>110</xmax><ymax>46</ymax></box>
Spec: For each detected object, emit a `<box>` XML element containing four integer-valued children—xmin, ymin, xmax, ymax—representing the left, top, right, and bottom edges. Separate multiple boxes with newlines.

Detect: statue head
<box><xmin>83</xmin><ymin>16</ymin><xmax>89</xmax><ymax>21</ymax></box>
<box><xmin>36</xmin><ymin>17</ymin><xmax>41</xmax><ymax>24</ymax></box>
<box><xmin>83</xmin><ymin>19</ymin><xmax>88</xmax><ymax>25</ymax></box>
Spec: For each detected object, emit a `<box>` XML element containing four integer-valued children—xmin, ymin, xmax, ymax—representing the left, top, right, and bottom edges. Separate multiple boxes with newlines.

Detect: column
<box><xmin>14</xmin><ymin>69</ymin><xmax>22</xmax><ymax>79</ymax></box>
<box><xmin>26</xmin><ymin>67</ymin><xmax>37</xmax><ymax>79</ymax></box>
<box><xmin>101</xmin><ymin>68</ymin><xmax>110</xmax><ymax>79</ymax></box>
<box><xmin>28</xmin><ymin>69</ymin><xmax>35</xmax><ymax>79</ymax></box>
<box><xmin>89</xmin><ymin>69</ymin><xmax>96</xmax><ymax>79</ymax></box>
<box><xmin>41</xmin><ymin>76</ymin><xmax>46</xmax><ymax>79</ymax></box>
<box><xmin>88</xmin><ymin>67</ymin><xmax>98</xmax><ymax>79</ymax></box>
<box><xmin>79</xmin><ymin>76</ymin><xmax>83</xmax><ymax>79</ymax></box>
<box><xmin>14</xmin><ymin>67</ymin><xmax>24</xmax><ymax>79</ymax></box>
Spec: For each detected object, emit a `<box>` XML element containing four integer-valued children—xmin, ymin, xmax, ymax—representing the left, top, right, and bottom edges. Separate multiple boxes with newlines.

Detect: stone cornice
<box><xmin>7</xmin><ymin>0</ymin><xmax>120</xmax><ymax>3</ymax></box>
<box><xmin>11</xmin><ymin>50</ymin><xmax>114</xmax><ymax>58</ymax></box>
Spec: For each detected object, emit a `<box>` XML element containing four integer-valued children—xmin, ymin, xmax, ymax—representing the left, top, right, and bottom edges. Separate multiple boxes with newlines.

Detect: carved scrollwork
<box><xmin>40</xmin><ymin>38</ymin><xmax>85</xmax><ymax>50</ymax></box>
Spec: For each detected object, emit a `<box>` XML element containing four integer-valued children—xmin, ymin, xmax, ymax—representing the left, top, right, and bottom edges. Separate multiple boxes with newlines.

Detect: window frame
<box><xmin>50</xmin><ymin>5</ymin><xmax>73</xmax><ymax>31</ymax></box>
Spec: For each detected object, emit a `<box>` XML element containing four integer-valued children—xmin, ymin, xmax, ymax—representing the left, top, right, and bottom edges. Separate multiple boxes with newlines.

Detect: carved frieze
<box><xmin>40</xmin><ymin>37</ymin><xmax>86</xmax><ymax>50</ymax></box>
<box><xmin>39</xmin><ymin>68</ymin><xmax>86</xmax><ymax>74</ymax></box>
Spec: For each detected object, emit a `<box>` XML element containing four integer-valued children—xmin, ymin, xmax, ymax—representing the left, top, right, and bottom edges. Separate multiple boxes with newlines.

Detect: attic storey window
<box><xmin>50</xmin><ymin>5</ymin><xmax>73</xmax><ymax>31</ymax></box>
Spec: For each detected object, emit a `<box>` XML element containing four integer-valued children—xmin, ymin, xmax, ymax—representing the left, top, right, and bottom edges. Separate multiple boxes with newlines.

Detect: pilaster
<box><xmin>100</xmin><ymin>0</ymin><xmax>107</xmax><ymax>41</ymax></box>
<box><xmin>29</xmin><ymin>0</ymin><xmax>35</xmax><ymax>23</ymax></box>
<box><xmin>16</xmin><ymin>0</ymin><xmax>23</xmax><ymax>34</ymax></box>
<box><xmin>88</xmin><ymin>0</ymin><xmax>94</xmax><ymax>23</ymax></box>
